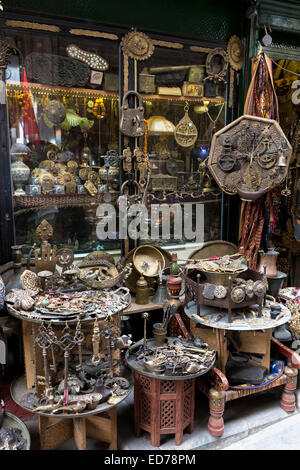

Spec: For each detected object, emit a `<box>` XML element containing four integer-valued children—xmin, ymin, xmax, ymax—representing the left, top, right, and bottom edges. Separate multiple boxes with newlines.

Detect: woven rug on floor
<box><xmin>0</xmin><ymin>383</ymin><xmax>34</xmax><ymax>421</ymax></box>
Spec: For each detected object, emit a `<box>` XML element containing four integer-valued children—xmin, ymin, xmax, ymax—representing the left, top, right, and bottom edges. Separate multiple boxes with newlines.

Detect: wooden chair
<box><xmin>197</xmin><ymin>337</ymin><xmax>300</xmax><ymax>437</ymax></box>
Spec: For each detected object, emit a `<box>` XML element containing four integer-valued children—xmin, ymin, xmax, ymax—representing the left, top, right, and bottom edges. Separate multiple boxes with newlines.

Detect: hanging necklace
<box><xmin>206</xmin><ymin>102</ymin><xmax>225</xmax><ymax>139</ymax></box>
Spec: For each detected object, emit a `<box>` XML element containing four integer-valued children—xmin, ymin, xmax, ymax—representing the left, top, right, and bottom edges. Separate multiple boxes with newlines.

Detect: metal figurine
<box><xmin>74</xmin><ymin>316</ymin><xmax>85</xmax><ymax>371</ymax></box>
<box><xmin>46</xmin><ymin>323</ymin><xmax>58</xmax><ymax>374</ymax></box>
<box><xmin>142</xmin><ymin>312</ymin><xmax>149</xmax><ymax>351</ymax></box>
<box><xmin>56</xmin><ymin>322</ymin><xmax>77</xmax><ymax>405</ymax></box>
<box><xmin>35</xmin><ymin>322</ymin><xmax>53</xmax><ymax>395</ymax></box>
<box><xmin>92</xmin><ymin>317</ymin><xmax>102</xmax><ymax>366</ymax></box>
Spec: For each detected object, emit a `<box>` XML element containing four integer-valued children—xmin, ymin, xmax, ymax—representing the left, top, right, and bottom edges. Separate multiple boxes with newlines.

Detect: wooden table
<box><xmin>126</xmin><ymin>338</ymin><xmax>214</xmax><ymax>447</ymax></box>
<box><xmin>184</xmin><ymin>301</ymin><xmax>300</xmax><ymax>437</ymax></box>
<box><xmin>123</xmin><ymin>297</ymin><xmax>163</xmax><ymax>315</ymax></box>
<box><xmin>11</xmin><ymin>374</ymin><xmax>131</xmax><ymax>450</ymax></box>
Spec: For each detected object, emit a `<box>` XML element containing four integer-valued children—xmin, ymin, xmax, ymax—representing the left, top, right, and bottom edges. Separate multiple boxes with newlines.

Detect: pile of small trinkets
<box><xmin>130</xmin><ymin>337</ymin><xmax>216</xmax><ymax>376</ymax></box>
<box><xmin>186</xmin><ymin>254</ymin><xmax>246</xmax><ymax>273</ymax></box>
<box><xmin>5</xmin><ymin>287</ymin><xmax>130</xmax><ymax>321</ymax></box>
<box><xmin>0</xmin><ymin>401</ymin><xmax>26</xmax><ymax>450</ymax></box>
<box><xmin>19</xmin><ymin>318</ymin><xmax>132</xmax><ymax>415</ymax></box>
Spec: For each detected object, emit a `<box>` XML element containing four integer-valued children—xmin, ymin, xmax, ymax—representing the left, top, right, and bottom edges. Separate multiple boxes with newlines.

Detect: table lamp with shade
<box><xmin>147</xmin><ymin>115</ymin><xmax>175</xmax><ymax>159</ymax></box>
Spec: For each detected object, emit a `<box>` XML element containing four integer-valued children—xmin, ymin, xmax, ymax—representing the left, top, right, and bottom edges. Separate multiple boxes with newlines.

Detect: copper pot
<box><xmin>257</xmin><ymin>249</ymin><xmax>279</xmax><ymax>278</ymax></box>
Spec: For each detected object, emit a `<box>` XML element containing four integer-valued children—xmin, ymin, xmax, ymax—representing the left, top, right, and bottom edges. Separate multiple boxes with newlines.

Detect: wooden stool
<box><xmin>133</xmin><ymin>370</ymin><xmax>195</xmax><ymax>447</ymax></box>
<box><xmin>38</xmin><ymin>407</ymin><xmax>117</xmax><ymax>450</ymax></box>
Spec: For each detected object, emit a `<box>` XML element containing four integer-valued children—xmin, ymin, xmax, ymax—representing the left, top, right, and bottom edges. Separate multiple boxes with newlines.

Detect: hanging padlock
<box><xmin>119</xmin><ymin>90</ymin><xmax>145</xmax><ymax>137</ymax></box>
<box><xmin>118</xmin><ymin>180</ymin><xmax>142</xmax><ymax>211</ymax></box>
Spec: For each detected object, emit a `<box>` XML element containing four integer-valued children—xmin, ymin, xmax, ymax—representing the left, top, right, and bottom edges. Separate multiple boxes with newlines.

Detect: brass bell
<box><xmin>81</xmin><ymin>146</ymin><xmax>91</xmax><ymax>165</ymax></box>
<box><xmin>277</xmin><ymin>152</ymin><xmax>287</xmax><ymax>167</ymax></box>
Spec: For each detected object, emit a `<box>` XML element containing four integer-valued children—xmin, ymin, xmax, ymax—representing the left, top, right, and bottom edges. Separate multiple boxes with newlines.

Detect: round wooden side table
<box><xmin>126</xmin><ymin>338</ymin><xmax>215</xmax><ymax>447</ymax></box>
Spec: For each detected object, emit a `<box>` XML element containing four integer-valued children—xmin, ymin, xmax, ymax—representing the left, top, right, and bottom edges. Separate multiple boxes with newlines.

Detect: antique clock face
<box><xmin>208</xmin><ymin>114</ymin><xmax>292</xmax><ymax>201</ymax></box>
<box><xmin>121</xmin><ymin>31</ymin><xmax>154</xmax><ymax>60</ymax></box>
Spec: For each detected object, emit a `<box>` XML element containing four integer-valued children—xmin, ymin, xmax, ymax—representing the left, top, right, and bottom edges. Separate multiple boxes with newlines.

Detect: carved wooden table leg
<box><xmin>73</xmin><ymin>417</ymin><xmax>86</xmax><ymax>450</ymax></box>
<box><xmin>280</xmin><ymin>366</ymin><xmax>298</xmax><ymax>413</ymax></box>
<box><xmin>208</xmin><ymin>388</ymin><xmax>225</xmax><ymax>437</ymax></box>
<box><xmin>38</xmin><ymin>415</ymin><xmax>73</xmax><ymax>450</ymax></box>
<box><xmin>133</xmin><ymin>371</ymin><xmax>195</xmax><ymax>447</ymax></box>
<box><xmin>133</xmin><ymin>371</ymin><xmax>142</xmax><ymax>438</ymax></box>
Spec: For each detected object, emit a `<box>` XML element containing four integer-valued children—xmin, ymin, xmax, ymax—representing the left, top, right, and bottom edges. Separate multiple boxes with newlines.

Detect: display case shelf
<box><xmin>13</xmin><ymin>193</ymin><xmax>119</xmax><ymax>211</ymax></box>
<box><xmin>6</xmin><ymin>81</ymin><xmax>225</xmax><ymax>104</ymax></box>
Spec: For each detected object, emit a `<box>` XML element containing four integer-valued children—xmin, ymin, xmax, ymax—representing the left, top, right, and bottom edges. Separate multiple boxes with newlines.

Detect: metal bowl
<box><xmin>143</xmin><ymin>360</ymin><xmax>165</xmax><ymax>374</ymax></box>
<box><xmin>133</xmin><ymin>245</ymin><xmax>166</xmax><ymax>278</ymax></box>
<box><xmin>199</xmin><ymin>264</ymin><xmax>248</xmax><ymax>286</ymax></box>
<box><xmin>1</xmin><ymin>411</ymin><xmax>31</xmax><ymax>450</ymax></box>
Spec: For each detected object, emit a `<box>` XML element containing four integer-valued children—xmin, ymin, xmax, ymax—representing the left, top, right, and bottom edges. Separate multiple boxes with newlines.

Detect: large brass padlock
<box><xmin>119</xmin><ymin>90</ymin><xmax>145</xmax><ymax>137</ymax></box>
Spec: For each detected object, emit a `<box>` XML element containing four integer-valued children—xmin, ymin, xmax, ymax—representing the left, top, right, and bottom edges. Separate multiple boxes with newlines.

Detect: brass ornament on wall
<box><xmin>174</xmin><ymin>104</ymin><xmax>198</xmax><ymax>148</ymax></box>
<box><xmin>208</xmin><ymin>115</ymin><xmax>293</xmax><ymax>201</ymax></box>
<box><xmin>120</xmin><ymin>30</ymin><xmax>154</xmax><ymax>61</ymax></box>
<box><xmin>36</xmin><ymin>219</ymin><xmax>53</xmax><ymax>241</ymax></box>
<box><xmin>227</xmin><ymin>35</ymin><xmax>244</xmax><ymax>71</ymax></box>
<box><xmin>204</xmin><ymin>48</ymin><xmax>228</xmax><ymax>84</ymax></box>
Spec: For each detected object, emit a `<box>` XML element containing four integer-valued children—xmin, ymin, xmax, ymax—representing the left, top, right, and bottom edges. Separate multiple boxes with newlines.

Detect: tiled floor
<box><xmin>23</xmin><ymin>387</ymin><xmax>300</xmax><ymax>450</ymax></box>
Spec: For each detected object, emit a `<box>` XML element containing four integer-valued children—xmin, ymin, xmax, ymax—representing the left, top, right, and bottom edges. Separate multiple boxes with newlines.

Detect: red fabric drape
<box><xmin>239</xmin><ymin>51</ymin><xmax>279</xmax><ymax>269</ymax></box>
<box><xmin>22</xmin><ymin>69</ymin><xmax>40</xmax><ymax>144</ymax></box>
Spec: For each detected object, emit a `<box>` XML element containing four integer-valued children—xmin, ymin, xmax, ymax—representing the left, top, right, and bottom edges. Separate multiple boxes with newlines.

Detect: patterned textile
<box><xmin>229</xmin><ymin>360</ymin><xmax>284</xmax><ymax>390</ymax></box>
<box><xmin>0</xmin><ymin>275</ymin><xmax>5</xmax><ymax>309</ymax></box>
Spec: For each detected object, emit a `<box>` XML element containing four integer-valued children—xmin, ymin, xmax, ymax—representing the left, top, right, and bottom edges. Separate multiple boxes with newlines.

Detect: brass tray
<box><xmin>120</xmin><ymin>245</ymin><xmax>172</xmax><ymax>293</ymax></box>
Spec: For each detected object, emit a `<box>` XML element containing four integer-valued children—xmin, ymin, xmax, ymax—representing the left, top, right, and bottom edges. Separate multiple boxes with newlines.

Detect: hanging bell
<box><xmin>277</xmin><ymin>152</ymin><xmax>287</xmax><ymax>167</ymax></box>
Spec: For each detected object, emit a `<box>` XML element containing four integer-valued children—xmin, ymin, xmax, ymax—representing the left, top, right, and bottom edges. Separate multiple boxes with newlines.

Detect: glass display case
<box><xmin>2</xmin><ymin>20</ymin><xmax>232</xmax><ymax>261</ymax></box>
<box><xmin>137</xmin><ymin>45</ymin><xmax>226</xmax><ymax>253</ymax></box>
<box><xmin>5</xmin><ymin>28</ymin><xmax>121</xmax><ymax>257</ymax></box>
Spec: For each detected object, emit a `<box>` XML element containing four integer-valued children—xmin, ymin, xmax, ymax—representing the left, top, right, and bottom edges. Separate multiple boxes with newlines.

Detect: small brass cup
<box><xmin>153</xmin><ymin>322</ymin><xmax>167</xmax><ymax>347</ymax></box>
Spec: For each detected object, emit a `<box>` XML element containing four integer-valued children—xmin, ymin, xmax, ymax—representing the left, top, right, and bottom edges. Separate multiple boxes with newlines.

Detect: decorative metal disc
<box><xmin>230</xmin><ymin>286</ymin><xmax>245</xmax><ymax>303</ymax></box>
<box><xmin>218</xmin><ymin>153</ymin><xmax>236</xmax><ymax>172</ymax></box>
<box><xmin>253</xmin><ymin>280</ymin><xmax>266</xmax><ymax>297</ymax></box>
<box><xmin>214</xmin><ymin>285</ymin><xmax>227</xmax><ymax>299</ymax></box>
<box><xmin>45</xmin><ymin>100</ymin><xmax>66</xmax><ymax>126</ymax></box>
<box><xmin>56</xmin><ymin>248</ymin><xmax>74</xmax><ymax>269</ymax></box>
<box><xmin>36</xmin><ymin>219</ymin><xmax>53</xmax><ymax>241</ymax></box>
<box><xmin>227</xmin><ymin>35</ymin><xmax>244</xmax><ymax>71</ymax></box>
<box><xmin>121</xmin><ymin>31</ymin><xmax>154</xmax><ymax>61</ymax></box>
<box><xmin>174</xmin><ymin>109</ymin><xmax>198</xmax><ymax>148</ymax></box>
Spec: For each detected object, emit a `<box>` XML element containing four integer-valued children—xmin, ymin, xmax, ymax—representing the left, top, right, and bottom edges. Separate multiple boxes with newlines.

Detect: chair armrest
<box><xmin>208</xmin><ymin>366</ymin><xmax>229</xmax><ymax>391</ymax></box>
<box><xmin>271</xmin><ymin>336</ymin><xmax>300</xmax><ymax>369</ymax></box>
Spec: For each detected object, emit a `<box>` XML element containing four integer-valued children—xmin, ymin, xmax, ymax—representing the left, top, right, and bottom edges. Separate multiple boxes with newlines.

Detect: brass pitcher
<box><xmin>135</xmin><ymin>275</ymin><xmax>154</xmax><ymax>305</ymax></box>
<box><xmin>257</xmin><ymin>249</ymin><xmax>279</xmax><ymax>278</ymax></box>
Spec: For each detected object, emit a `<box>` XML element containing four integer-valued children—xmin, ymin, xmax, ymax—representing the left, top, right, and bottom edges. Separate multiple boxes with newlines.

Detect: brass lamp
<box><xmin>147</xmin><ymin>115</ymin><xmax>175</xmax><ymax>159</ymax></box>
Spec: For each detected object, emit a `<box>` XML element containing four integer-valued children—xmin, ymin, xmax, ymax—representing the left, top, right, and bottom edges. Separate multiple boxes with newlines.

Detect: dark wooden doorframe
<box><xmin>0</xmin><ymin>68</ymin><xmax>15</xmax><ymax>265</ymax></box>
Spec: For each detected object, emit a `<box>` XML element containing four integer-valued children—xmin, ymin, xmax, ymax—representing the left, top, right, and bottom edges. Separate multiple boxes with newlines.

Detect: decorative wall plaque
<box><xmin>204</xmin><ymin>48</ymin><xmax>228</xmax><ymax>84</ymax></box>
<box><xmin>36</xmin><ymin>219</ymin><xmax>53</xmax><ymax>241</ymax></box>
<box><xmin>227</xmin><ymin>35</ymin><xmax>244</xmax><ymax>71</ymax></box>
<box><xmin>120</xmin><ymin>31</ymin><xmax>154</xmax><ymax>61</ymax></box>
<box><xmin>208</xmin><ymin>114</ymin><xmax>292</xmax><ymax>201</ymax></box>
<box><xmin>66</xmin><ymin>44</ymin><xmax>109</xmax><ymax>71</ymax></box>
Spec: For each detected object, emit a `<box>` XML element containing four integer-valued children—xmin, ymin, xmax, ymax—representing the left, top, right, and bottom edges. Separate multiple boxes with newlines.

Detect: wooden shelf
<box><xmin>6</xmin><ymin>81</ymin><xmax>225</xmax><ymax>104</ymax></box>
<box><xmin>141</xmin><ymin>93</ymin><xmax>225</xmax><ymax>103</ymax></box>
<box><xmin>13</xmin><ymin>192</ymin><xmax>119</xmax><ymax>211</ymax></box>
<box><xmin>123</xmin><ymin>297</ymin><xmax>163</xmax><ymax>315</ymax></box>
<box><xmin>6</xmin><ymin>81</ymin><xmax>119</xmax><ymax>100</ymax></box>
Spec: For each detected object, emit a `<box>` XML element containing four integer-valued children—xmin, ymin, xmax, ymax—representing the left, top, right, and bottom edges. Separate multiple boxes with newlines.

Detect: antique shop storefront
<box><xmin>0</xmin><ymin>0</ymin><xmax>246</xmax><ymax>265</ymax></box>
<box><xmin>2</xmin><ymin>0</ymin><xmax>300</xmax><ymax>454</ymax></box>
